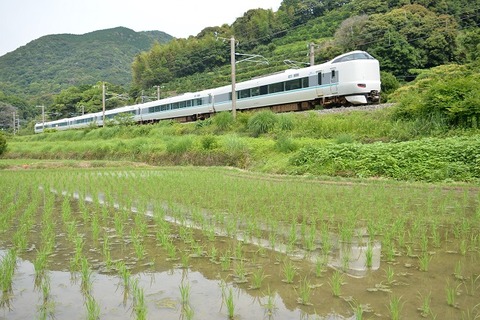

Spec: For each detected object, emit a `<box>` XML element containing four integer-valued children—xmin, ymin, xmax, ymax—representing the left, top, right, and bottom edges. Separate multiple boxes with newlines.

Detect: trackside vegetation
<box><xmin>3</xmin><ymin>106</ymin><xmax>480</xmax><ymax>182</ymax></box>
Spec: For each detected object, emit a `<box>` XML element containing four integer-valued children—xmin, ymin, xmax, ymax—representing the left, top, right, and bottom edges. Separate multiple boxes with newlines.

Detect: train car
<box><xmin>34</xmin><ymin>50</ymin><xmax>380</xmax><ymax>133</ymax></box>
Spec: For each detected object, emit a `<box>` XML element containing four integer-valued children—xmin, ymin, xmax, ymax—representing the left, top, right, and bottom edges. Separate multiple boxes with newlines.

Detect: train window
<box><xmin>285</xmin><ymin>79</ymin><xmax>302</xmax><ymax>91</ymax></box>
<box><xmin>318</xmin><ymin>72</ymin><xmax>322</xmax><ymax>85</ymax></box>
<box><xmin>239</xmin><ymin>89</ymin><xmax>250</xmax><ymax>99</ymax></box>
<box><xmin>331</xmin><ymin>70</ymin><xmax>338</xmax><ymax>83</ymax></box>
<box><xmin>180</xmin><ymin>101</ymin><xmax>187</xmax><ymax>108</ymax></box>
<box><xmin>251</xmin><ymin>87</ymin><xmax>260</xmax><ymax>97</ymax></box>
<box><xmin>161</xmin><ymin>104</ymin><xmax>169</xmax><ymax>111</ymax></box>
<box><xmin>302</xmin><ymin>77</ymin><xmax>309</xmax><ymax>88</ymax></box>
<box><xmin>172</xmin><ymin>102</ymin><xmax>179</xmax><ymax>109</ymax></box>
<box><xmin>332</xmin><ymin>52</ymin><xmax>374</xmax><ymax>63</ymax></box>
<box><xmin>269</xmin><ymin>82</ymin><xmax>284</xmax><ymax>93</ymax></box>
<box><xmin>260</xmin><ymin>85</ymin><xmax>268</xmax><ymax>95</ymax></box>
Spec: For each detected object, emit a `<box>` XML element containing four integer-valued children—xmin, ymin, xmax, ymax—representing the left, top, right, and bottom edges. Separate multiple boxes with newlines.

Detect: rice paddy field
<box><xmin>0</xmin><ymin>164</ymin><xmax>479</xmax><ymax>319</ymax></box>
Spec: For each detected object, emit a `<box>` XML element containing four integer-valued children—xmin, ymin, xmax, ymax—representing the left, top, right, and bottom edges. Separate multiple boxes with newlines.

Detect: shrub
<box><xmin>200</xmin><ymin>135</ymin><xmax>218</xmax><ymax>150</ymax></box>
<box><xmin>248</xmin><ymin>110</ymin><xmax>277</xmax><ymax>137</ymax></box>
<box><xmin>0</xmin><ymin>132</ymin><xmax>7</xmax><ymax>155</ymax></box>
<box><xmin>275</xmin><ymin>135</ymin><xmax>298</xmax><ymax>153</ymax></box>
<box><xmin>213</xmin><ymin>112</ymin><xmax>234</xmax><ymax>131</ymax></box>
<box><xmin>166</xmin><ymin>136</ymin><xmax>193</xmax><ymax>154</ymax></box>
<box><xmin>276</xmin><ymin>114</ymin><xmax>295</xmax><ymax>132</ymax></box>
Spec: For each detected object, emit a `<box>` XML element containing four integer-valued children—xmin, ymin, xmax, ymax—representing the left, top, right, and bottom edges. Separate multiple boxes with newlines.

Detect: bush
<box><xmin>213</xmin><ymin>111</ymin><xmax>234</xmax><ymax>131</ymax></box>
<box><xmin>248</xmin><ymin>110</ymin><xmax>277</xmax><ymax>137</ymax></box>
<box><xmin>0</xmin><ymin>132</ymin><xmax>7</xmax><ymax>155</ymax></box>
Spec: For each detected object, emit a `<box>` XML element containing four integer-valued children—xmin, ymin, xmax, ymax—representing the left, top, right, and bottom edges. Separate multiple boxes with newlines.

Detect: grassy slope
<box><xmin>3</xmin><ymin>107</ymin><xmax>480</xmax><ymax>183</ymax></box>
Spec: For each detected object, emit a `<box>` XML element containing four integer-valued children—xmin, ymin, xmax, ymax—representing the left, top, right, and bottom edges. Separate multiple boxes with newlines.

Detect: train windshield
<box><xmin>332</xmin><ymin>52</ymin><xmax>374</xmax><ymax>63</ymax></box>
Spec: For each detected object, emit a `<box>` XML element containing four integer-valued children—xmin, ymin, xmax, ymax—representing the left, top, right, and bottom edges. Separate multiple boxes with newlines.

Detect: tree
<box><xmin>331</xmin><ymin>5</ymin><xmax>458</xmax><ymax>77</ymax></box>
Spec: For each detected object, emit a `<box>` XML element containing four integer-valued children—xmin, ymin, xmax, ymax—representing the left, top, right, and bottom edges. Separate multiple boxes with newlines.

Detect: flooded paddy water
<box><xmin>0</xmin><ymin>167</ymin><xmax>479</xmax><ymax>319</ymax></box>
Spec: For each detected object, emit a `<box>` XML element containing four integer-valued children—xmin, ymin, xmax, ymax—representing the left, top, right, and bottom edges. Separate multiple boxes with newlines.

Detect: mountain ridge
<box><xmin>0</xmin><ymin>26</ymin><xmax>173</xmax><ymax>102</ymax></box>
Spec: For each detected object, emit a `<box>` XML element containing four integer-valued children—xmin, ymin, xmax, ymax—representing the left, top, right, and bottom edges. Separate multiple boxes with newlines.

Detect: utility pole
<box><xmin>12</xmin><ymin>112</ymin><xmax>16</xmax><ymax>135</ymax></box>
<box><xmin>154</xmin><ymin>85</ymin><xmax>161</xmax><ymax>100</ymax></box>
<box><xmin>309</xmin><ymin>42</ymin><xmax>315</xmax><ymax>66</ymax></box>
<box><xmin>102</xmin><ymin>82</ymin><xmax>106</xmax><ymax>127</ymax></box>
<box><xmin>230</xmin><ymin>36</ymin><xmax>237</xmax><ymax>119</ymax></box>
<box><xmin>36</xmin><ymin>105</ymin><xmax>45</xmax><ymax>131</ymax></box>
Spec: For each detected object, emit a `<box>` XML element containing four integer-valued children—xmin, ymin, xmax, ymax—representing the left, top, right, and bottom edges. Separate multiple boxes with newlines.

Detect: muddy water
<box><xmin>1</xmin><ymin>191</ymin><xmax>479</xmax><ymax>319</ymax></box>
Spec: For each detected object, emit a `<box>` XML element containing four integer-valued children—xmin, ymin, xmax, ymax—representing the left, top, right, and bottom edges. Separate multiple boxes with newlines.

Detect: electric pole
<box><xmin>36</xmin><ymin>105</ymin><xmax>45</xmax><ymax>131</ymax></box>
<box><xmin>12</xmin><ymin>112</ymin><xmax>16</xmax><ymax>135</ymax></box>
<box><xmin>309</xmin><ymin>42</ymin><xmax>315</xmax><ymax>66</ymax></box>
<box><xmin>154</xmin><ymin>85</ymin><xmax>161</xmax><ymax>100</ymax></box>
<box><xmin>102</xmin><ymin>82</ymin><xmax>106</xmax><ymax>127</ymax></box>
<box><xmin>231</xmin><ymin>36</ymin><xmax>237</xmax><ymax>119</ymax></box>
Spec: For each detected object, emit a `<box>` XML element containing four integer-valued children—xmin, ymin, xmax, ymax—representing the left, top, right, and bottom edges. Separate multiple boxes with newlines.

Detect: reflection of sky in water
<box><xmin>1</xmin><ymin>252</ymin><xmax>354</xmax><ymax>319</ymax></box>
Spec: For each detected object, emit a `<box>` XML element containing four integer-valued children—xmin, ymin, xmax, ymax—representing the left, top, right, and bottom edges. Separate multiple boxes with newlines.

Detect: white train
<box><xmin>34</xmin><ymin>50</ymin><xmax>380</xmax><ymax>133</ymax></box>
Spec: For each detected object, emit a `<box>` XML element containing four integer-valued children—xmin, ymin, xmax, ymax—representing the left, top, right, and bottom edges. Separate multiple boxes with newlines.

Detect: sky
<box><xmin>0</xmin><ymin>0</ymin><xmax>283</xmax><ymax>57</ymax></box>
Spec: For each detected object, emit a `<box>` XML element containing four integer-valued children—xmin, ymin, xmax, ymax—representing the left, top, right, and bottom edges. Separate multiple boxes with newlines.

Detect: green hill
<box><xmin>0</xmin><ymin>27</ymin><xmax>173</xmax><ymax>102</ymax></box>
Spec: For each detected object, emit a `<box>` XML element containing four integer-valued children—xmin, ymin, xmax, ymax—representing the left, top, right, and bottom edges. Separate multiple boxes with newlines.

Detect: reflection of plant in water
<box><xmin>85</xmin><ymin>294</ymin><xmax>100</xmax><ymax>320</ymax></box>
<box><xmin>365</xmin><ymin>242</ymin><xmax>374</xmax><ymax>269</ymax></box>
<box><xmin>261</xmin><ymin>286</ymin><xmax>277</xmax><ymax>317</ymax></box>
<box><xmin>132</xmin><ymin>279</ymin><xmax>147</xmax><ymax>320</ymax></box>
<box><xmin>220</xmin><ymin>282</ymin><xmax>235</xmax><ymax>320</ymax></box>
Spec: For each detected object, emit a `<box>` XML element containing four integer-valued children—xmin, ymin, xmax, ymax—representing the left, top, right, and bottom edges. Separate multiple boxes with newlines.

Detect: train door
<box><xmin>330</xmin><ymin>68</ymin><xmax>338</xmax><ymax>94</ymax></box>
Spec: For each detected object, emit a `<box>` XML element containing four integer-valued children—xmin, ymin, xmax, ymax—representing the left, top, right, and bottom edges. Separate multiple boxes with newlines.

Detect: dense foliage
<box><xmin>0</xmin><ymin>131</ymin><xmax>6</xmax><ymax>156</ymax></box>
<box><xmin>392</xmin><ymin>62</ymin><xmax>480</xmax><ymax>128</ymax></box>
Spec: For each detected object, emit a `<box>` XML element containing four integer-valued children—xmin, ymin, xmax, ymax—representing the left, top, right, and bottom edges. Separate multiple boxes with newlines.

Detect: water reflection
<box><xmin>0</xmin><ymin>250</ymin><xmax>356</xmax><ymax>319</ymax></box>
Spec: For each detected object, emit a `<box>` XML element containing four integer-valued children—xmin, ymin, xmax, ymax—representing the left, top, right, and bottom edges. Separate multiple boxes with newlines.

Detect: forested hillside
<box><xmin>0</xmin><ymin>27</ymin><xmax>172</xmax><ymax>104</ymax></box>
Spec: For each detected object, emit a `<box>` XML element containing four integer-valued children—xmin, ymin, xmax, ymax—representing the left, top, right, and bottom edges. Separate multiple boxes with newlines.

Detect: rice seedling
<box><xmin>446</xmin><ymin>281</ymin><xmax>460</xmax><ymax>307</ymax></box>
<box><xmin>419</xmin><ymin>252</ymin><xmax>433</xmax><ymax>272</ymax></box>
<box><xmin>282</xmin><ymin>260</ymin><xmax>297</xmax><ymax>284</ymax></box>
<box><xmin>222</xmin><ymin>285</ymin><xmax>235</xmax><ymax>319</ymax></box>
<box><xmin>102</xmin><ymin>235</ymin><xmax>112</xmax><ymax>270</ymax></box>
<box><xmin>91</xmin><ymin>215</ymin><xmax>100</xmax><ymax>242</ymax></box>
<box><xmin>233</xmin><ymin>260</ymin><xmax>248</xmax><ymax>284</ymax></box>
<box><xmin>348</xmin><ymin>299</ymin><xmax>364</xmax><ymax>320</ymax></box>
<box><xmin>117</xmin><ymin>261</ymin><xmax>131</xmax><ymax>291</ymax></box>
<box><xmin>315</xmin><ymin>255</ymin><xmax>327</xmax><ymax>277</ymax></box>
<box><xmin>208</xmin><ymin>245</ymin><xmax>218</xmax><ymax>263</ymax></box>
<box><xmin>385</xmin><ymin>266</ymin><xmax>395</xmax><ymax>284</ymax></box>
<box><xmin>220</xmin><ymin>251</ymin><xmax>231</xmax><ymax>271</ymax></box>
<box><xmin>417</xmin><ymin>291</ymin><xmax>432</xmax><ymax>317</ymax></box>
<box><xmin>464</xmin><ymin>274</ymin><xmax>480</xmax><ymax>296</ymax></box>
<box><xmin>165</xmin><ymin>240</ymin><xmax>178</xmax><ymax>261</ymax></box>
<box><xmin>388</xmin><ymin>295</ymin><xmax>403</xmax><ymax>320</ymax></box>
<box><xmin>131</xmin><ymin>231</ymin><xmax>145</xmax><ymax>260</ymax></box>
<box><xmin>460</xmin><ymin>238</ymin><xmax>468</xmax><ymax>256</ymax></box>
<box><xmin>329</xmin><ymin>270</ymin><xmax>344</xmax><ymax>297</ymax></box>
<box><xmin>296</xmin><ymin>276</ymin><xmax>313</xmax><ymax>305</ymax></box>
<box><xmin>80</xmin><ymin>257</ymin><xmax>93</xmax><ymax>294</ymax></box>
<box><xmin>250</xmin><ymin>269</ymin><xmax>268</xmax><ymax>290</ymax></box>
<box><xmin>0</xmin><ymin>249</ymin><xmax>17</xmax><ymax>295</ymax></box>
